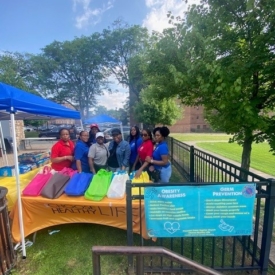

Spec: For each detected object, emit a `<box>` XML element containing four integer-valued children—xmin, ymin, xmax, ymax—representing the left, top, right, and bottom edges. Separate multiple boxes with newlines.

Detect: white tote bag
<box><xmin>107</xmin><ymin>172</ymin><xmax>129</xmax><ymax>199</ymax></box>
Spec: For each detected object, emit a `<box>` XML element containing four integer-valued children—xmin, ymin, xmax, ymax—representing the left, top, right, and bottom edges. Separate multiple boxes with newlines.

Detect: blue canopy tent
<box><xmin>0</xmin><ymin>82</ymin><xmax>81</xmax><ymax>257</ymax></box>
<box><xmin>84</xmin><ymin>114</ymin><xmax>124</xmax><ymax>139</ymax></box>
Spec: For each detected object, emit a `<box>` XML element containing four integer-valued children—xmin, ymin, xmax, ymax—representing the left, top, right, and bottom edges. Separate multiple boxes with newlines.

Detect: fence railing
<box><xmin>92</xmin><ymin>246</ymin><xmax>223</xmax><ymax>275</ymax></box>
<box><xmin>126</xmin><ymin>137</ymin><xmax>275</xmax><ymax>275</ymax></box>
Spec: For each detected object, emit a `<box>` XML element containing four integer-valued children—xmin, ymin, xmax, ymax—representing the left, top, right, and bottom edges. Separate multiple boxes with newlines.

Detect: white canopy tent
<box><xmin>0</xmin><ymin>82</ymin><xmax>81</xmax><ymax>257</ymax></box>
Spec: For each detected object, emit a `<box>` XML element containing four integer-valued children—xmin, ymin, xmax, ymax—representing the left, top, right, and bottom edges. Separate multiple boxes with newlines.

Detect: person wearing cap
<box><xmin>87</xmin><ymin>123</ymin><xmax>100</xmax><ymax>146</ymax></box>
<box><xmin>71</xmin><ymin>131</ymin><xmax>90</xmax><ymax>173</ymax></box>
<box><xmin>88</xmin><ymin>132</ymin><xmax>110</xmax><ymax>173</ymax></box>
<box><xmin>87</xmin><ymin>123</ymin><xmax>107</xmax><ymax>146</ymax></box>
<box><xmin>107</xmin><ymin>128</ymin><xmax>130</xmax><ymax>172</ymax></box>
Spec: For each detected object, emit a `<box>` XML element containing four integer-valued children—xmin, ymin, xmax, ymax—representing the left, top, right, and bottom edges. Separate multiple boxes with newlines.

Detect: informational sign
<box><xmin>144</xmin><ymin>184</ymin><xmax>256</xmax><ymax>238</ymax></box>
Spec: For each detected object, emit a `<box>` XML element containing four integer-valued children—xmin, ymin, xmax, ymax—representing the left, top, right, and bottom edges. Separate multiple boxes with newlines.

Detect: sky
<box><xmin>0</xmin><ymin>0</ymin><xmax>194</xmax><ymax>110</ymax></box>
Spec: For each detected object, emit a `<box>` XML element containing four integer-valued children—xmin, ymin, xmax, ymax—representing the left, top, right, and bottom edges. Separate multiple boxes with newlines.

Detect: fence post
<box><xmin>190</xmin><ymin>146</ymin><xmax>195</xmax><ymax>182</ymax></box>
<box><xmin>92</xmin><ymin>250</ymin><xmax>101</xmax><ymax>275</ymax></box>
<box><xmin>126</xmin><ymin>180</ymin><xmax>134</xmax><ymax>273</ymax></box>
<box><xmin>259</xmin><ymin>179</ymin><xmax>275</xmax><ymax>275</ymax></box>
<box><xmin>170</xmin><ymin>137</ymin><xmax>174</xmax><ymax>164</ymax></box>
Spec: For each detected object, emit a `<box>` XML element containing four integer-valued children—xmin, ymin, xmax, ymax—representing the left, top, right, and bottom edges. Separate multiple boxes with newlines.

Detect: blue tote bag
<box><xmin>64</xmin><ymin>172</ymin><xmax>93</xmax><ymax>196</ymax></box>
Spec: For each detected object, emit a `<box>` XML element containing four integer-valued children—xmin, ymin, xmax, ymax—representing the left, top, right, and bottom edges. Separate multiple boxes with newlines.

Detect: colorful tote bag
<box><xmin>64</xmin><ymin>172</ymin><xmax>93</xmax><ymax>196</ymax></box>
<box><xmin>22</xmin><ymin>166</ymin><xmax>53</xmax><ymax>196</ymax></box>
<box><xmin>84</xmin><ymin>169</ymin><xmax>112</xmax><ymax>201</ymax></box>
<box><xmin>130</xmin><ymin>171</ymin><xmax>151</xmax><ymax>195</ymax></box>
<box><xmin>107</xmin><ymin>171</ymin><xmax>129</xmax><ymax>199</ymax></box>
<box><xmin>40</xmin><ymin>172</ymin><xmax>70</xmax><ymax>199</ymax></box>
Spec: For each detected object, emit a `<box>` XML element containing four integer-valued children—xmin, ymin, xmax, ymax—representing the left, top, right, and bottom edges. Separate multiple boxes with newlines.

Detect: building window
<box><xmin>203</xmin><ymin>125</ymin><xmax>207</xmax><ymax>129</ymax></box>
<box><xmin>197</xmin><ymin>125</ymin><xmax>200</xmax><ymax>129</ymax></box>
<box><xmin>197</xmin><ymin>116</ymin><xmax>199</xmax><ymax>119</ymax></box>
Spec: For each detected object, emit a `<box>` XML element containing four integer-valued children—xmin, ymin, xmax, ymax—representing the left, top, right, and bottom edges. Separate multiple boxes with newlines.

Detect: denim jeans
<box><xmin>160</xmin><ymin>164</ymin><xmax>172</xmax><ymax>183</ymax></box>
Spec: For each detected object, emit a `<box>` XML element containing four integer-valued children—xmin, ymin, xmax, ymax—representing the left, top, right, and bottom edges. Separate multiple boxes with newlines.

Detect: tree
<box><xmin>143</xmin><ymin>0</ymin><xmax>275</xmax><ymax>173</ymax></box>
<box><xmin>30</xmin><ymin>33</ymin><xmax>110</xmax><ymax>118</ymax></box>
<box><xmin>134</xmin><ymin>86</ymin><xmax>182</xmax><ymax>126</ymax></box>
<box><xmin>102</xmin><ymin>21</ymin><xmax>149</xmax><ymax>124</ymax></box>
<box><xmin>0</xmin><ymin>52</ymin><xmax>35</xmax><ymax>91</ymax></box>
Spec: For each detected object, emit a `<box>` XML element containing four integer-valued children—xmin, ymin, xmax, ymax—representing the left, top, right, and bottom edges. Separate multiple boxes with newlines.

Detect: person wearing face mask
<box><xmin>50</xmin><ymin>128</ymin><xmax>75</xmax><ymax>171</ymax></box>
<box><xmin>71</xmin><ymin>131</ymin><xmax>90</xmax><ymax>173</ymax></box>
<box><xmin>145</xmin><ymin>126</ymin><xmax>171</xmax><ymax>183</ymax></box>
<box><xmin>107</xmin><ymin>128</ymin><xmax>130</xmax><ymax>172</ymax></box>
<box><xmin>88</xmin><ymin>132</ymin><xmax>110</xmax><ymax>174</ymax></box>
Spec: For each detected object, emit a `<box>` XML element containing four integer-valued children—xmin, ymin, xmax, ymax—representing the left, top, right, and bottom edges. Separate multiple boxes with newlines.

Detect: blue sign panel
<box><xmin>144</xmin><ymin>184</ymin><xmax>256</xmax><ymax>238</ymax></box>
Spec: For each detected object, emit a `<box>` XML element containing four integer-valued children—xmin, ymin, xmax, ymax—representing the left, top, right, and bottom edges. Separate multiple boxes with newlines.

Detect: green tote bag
<box><xmin>84</xmin><ymin>169</ymin><xmax>113</xmax><ymax>201</ymax></box>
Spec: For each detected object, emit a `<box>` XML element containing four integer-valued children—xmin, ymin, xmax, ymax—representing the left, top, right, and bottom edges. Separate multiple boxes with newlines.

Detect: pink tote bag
<box><xmin>22</xmin><ymin>166</ymin><xmax>53</xmax><ymax>196</ymax></box>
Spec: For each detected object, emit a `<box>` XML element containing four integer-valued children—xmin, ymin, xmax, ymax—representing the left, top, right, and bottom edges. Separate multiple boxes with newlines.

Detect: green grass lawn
<box><xmin>171</xmin><ymin>133</ymin><xmax>275</xmax><ymax>177</ymax></box>
<box><xmin>171</xmin><ymin>133</ymin><xmax>232</xmax><ymax>142</ymax></box>
<box><xmin>196</xmin><ymin>142</ymin><xmax>275</xmax><ymax>176</ymax></box>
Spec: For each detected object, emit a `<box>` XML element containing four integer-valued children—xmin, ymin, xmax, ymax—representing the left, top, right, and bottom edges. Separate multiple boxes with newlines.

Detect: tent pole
<box><xmin>79</xmin><ymin>119</ymin><xmax>84</xmax><ymax>130</ymax></box>
<box><xmin>0</xmin><ymin>122</ymin><xmax>9</xmax><ymax>165</ymax></box>
<box><xmin>120</xmin><ymin>123</ymin><xmax>124</xmax><ymax>140</ymax></box>
<box><xmin>10</xmin><ymin>113</ymin><xmax>26</xmax><ymax>258</ymax></box>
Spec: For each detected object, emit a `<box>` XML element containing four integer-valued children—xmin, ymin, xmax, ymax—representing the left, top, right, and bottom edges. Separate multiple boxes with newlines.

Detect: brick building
<box><xmin>168</xmin><ymin>106</ymin><xmax>212</xmax><ymax>133</ymax></box>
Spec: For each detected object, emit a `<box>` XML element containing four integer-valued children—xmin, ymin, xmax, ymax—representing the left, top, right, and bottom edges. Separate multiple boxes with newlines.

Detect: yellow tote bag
<box><xmin>131</xmin><ymin>171</ymin><xmax>151</xmax><ymax>195</ymax></box>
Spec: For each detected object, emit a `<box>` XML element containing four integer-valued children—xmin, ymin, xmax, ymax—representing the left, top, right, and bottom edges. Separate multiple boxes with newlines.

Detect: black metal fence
<box><xmin>126</xmin><ymin>137</ymin><xmax>275</xmax><ymax>275</ymax></box>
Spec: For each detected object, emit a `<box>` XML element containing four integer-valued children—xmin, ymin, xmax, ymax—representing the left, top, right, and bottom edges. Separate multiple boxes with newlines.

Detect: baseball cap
<box><xmin>90</xmin><ymin>123</ymin><xmax>99</xmax><ymax>129</ymax></box>
<box><xmin>96</xmin><ymin>132</ymin><xmax>104</xmax><ymax>139</ymax></box>
<box><xmin>111</xmin><ymin>128</ymin><xmax>121</xmax><ymax>136</ymax></box>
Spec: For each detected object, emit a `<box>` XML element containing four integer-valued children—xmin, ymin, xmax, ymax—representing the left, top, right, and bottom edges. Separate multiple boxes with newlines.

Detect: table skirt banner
<box><xmin>10</xmin><ymin>195</ymin><xmax>147</xmax><ymax>242</ymax></box>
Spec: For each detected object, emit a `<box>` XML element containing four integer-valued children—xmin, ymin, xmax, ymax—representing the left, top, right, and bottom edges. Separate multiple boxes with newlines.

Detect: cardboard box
<box><xmin>0</xmin><ymin>166</ymin><xmax>14</xmax><ymax>177</ymax></box>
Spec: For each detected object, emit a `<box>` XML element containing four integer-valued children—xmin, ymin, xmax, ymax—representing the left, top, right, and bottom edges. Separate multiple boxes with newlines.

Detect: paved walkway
<box><xmin>185</xmin><ymin>141</ymin><xmax>275</xmax><ymax>267</ymax></box>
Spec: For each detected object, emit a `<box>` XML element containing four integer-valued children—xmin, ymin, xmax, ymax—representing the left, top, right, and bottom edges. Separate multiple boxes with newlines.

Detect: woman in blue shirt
<box><xmin>145</xmin><ymin>126</ymin><xmax>171</xmax><ymax>183</ymax></box>
<box><xmin>129</xmin><ymin>126</ymin><xmax>142</xmax><ymax>172</ymax></box>
<box><xmin>71</xmin><ymin>131</ymin><xmax>90</xmax><ymax>173</ymax></box>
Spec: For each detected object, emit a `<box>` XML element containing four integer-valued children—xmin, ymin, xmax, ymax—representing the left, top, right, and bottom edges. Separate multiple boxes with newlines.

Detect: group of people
<box><xmin>50</xmin><ymin>124</ymin><xmax>171</xmax><ymax>182</ymax></box>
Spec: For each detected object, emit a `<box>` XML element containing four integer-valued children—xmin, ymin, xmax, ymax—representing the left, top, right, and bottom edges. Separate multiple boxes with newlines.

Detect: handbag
<box><xmin>64</xmin><ymin>172</ymin><xmax>93</xmax><ymax>196</ymax></box>
<box><xmin>107</xmin><ymin>171</ymin><xmax>129</xmax><ymax>199</ymax></box>
<box><xmin>84</xmin><ymin>169</ymin><xmax>113</xmax><ymax>201</ymax></box>
<box><xmin>40</xmin><ymin>172</ymin><xmax>70</xmax><ymax>199</ymax></box>
<box><xmin>22</xmin><ymin>166</ymin><xmax>53</xmax><ymax>196</ymax></box>
<box><xmin>147</xmin><ymin>166</ymin><xmax>161</xmax><ymax>183</ymax></box>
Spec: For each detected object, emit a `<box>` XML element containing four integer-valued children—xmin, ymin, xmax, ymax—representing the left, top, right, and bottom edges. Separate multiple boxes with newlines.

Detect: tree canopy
<box><xmin>137</xmin><ymin>0</ymin><xmax>275</xmax><ymax>171</ymax></box>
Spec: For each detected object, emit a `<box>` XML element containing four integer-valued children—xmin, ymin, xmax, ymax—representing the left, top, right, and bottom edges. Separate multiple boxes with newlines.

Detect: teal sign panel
<box><xmin>144</xmin><ymin>184</ymin><xmax>256</xmax><ymax>238</ymax></box>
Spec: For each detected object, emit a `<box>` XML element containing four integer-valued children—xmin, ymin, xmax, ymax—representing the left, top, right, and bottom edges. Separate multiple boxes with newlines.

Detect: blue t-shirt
<box><xmin>153</xmin><ymin>141</ymin><xmax>170</xmax><ymax>170</ymax></box>
<box><xmin>129</xmin><ymin>137</ymin><xmax>142</xmax><ymax>164</ymax></box>
<box><xmin>71</xmin><ymin>140</ymin><xmax>90</xmax><ymax>172</ymax></box>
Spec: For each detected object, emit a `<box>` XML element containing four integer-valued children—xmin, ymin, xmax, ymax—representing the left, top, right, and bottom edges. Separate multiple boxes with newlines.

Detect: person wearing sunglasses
<box><xmin>145</xmin><ymin>126</ymin><xmax>171</xmax><ymax>183</ymax></box>
<box><xmin>129</xmin><ymin>125</ymin><xmax>142</xmax><ymax>172</ymax></box>
<box><xmin>107</xmin><ymin>128</ymin><xmax>130</xmax><ymax>172</ymax></box>
<box><xmin>133</xmin><ymin>129</ymin><xmax>154</xmax><ymax>178</ymax></box>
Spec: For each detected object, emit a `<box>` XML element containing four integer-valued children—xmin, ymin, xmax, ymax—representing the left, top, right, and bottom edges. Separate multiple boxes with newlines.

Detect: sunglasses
<box><xmin>141</xmin><ymin>134</ymin><xmax>148</xmax><ymax>137</ymax></box>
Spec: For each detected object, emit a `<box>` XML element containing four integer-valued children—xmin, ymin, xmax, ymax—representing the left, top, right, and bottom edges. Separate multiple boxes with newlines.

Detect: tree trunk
<box><xmin>129</xmin><ymin>85</ymin><xmax>139</xmax><ymax>126</ymax></box>
<box><xmin>240</xmin><ymin>132</ymin><xmax>253</xmax><ymax>181</ymax></box>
